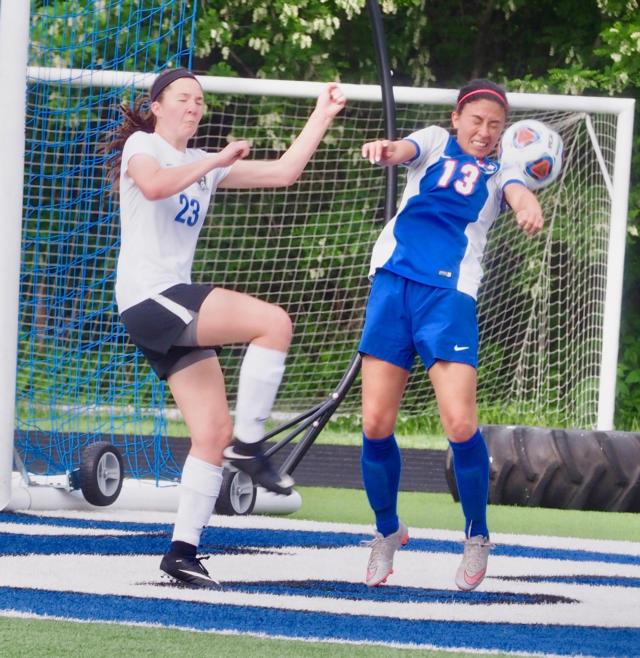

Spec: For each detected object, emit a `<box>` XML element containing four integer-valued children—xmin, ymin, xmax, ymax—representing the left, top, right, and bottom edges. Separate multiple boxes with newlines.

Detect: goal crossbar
<box><xmin>27</xmin><ymin>65</ymin><xmax>636</xmax><ymax>113</ymax></box>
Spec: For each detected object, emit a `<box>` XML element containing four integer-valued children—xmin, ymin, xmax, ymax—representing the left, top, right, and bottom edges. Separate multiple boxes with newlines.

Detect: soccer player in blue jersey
<box><xmin>358</xmin><ymin>79</ymin><xmax>542</xmax><ymax>590</ymax></box>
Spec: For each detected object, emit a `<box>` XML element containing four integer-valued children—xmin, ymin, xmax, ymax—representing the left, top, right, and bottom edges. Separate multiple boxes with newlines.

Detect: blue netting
<box><xmin>17</xmin><ymin>0</ymin><xmax>197</xmax><ymax>481</ymax></box>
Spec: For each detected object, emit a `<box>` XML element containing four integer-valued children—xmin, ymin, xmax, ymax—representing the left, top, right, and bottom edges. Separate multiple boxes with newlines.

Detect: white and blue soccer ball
<box><xmin>500</xmin><ymin>119</ymin><xmax>564</xmax><ymax>191</ymax></box>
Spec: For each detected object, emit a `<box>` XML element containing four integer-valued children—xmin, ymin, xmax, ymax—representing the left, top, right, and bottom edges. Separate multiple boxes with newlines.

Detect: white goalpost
<box><xmin>0</xmin><ymin>3</ymin><xmax>635</xmax><ymax>512</ymax></box>
<box><xmin>0</xmin><ymin>1</ymin><xmax>30</xmax><ymax>511</ymax></box>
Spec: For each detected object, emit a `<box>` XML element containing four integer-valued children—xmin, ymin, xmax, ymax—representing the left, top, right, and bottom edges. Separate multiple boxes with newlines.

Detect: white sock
<box><xmin>171</xmin><ymin>455</ymin><xmax>224</xmax><ymax>547</ymax></box>
<box><xmin>234</xmin><ymin>343</ymin><xmax>287</xmax><ymax>443</ymax></box>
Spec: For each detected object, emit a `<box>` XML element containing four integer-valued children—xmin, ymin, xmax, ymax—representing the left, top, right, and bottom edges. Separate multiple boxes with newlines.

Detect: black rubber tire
<box><xmin>215</xmin><ymin>468</ymin><xmax>257</xmax><ymax>516</ymax></box>
<box><xmin>445</xmin><ymin>425</ymin><xmax>640</xmax><ymax>512</ymax></box>
<box><xmin>79</xmin><ymin>441</ymin><xmax>124</xmax><ymax>506</ymax></box>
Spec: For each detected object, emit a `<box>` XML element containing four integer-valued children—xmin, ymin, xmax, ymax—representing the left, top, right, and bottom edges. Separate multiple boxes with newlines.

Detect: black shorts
<box><xmin>120</xmin><ymin>283</ymin><xmax>220</xmax><ymax>380</ymax></box>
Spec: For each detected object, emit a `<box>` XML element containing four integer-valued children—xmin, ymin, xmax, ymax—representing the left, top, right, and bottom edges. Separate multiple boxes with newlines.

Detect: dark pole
<box><xmin>275</xmin><ymin>1</ymin><xmax>401</xmax><ymax>477</ymax></box>
<box><xmin>366</xmin><ymin>0</ymin><xmax>397</xmax><ymax>221</ymax></box>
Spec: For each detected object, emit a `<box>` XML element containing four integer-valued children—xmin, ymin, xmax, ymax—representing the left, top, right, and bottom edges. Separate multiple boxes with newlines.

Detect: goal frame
<box><xmin>0</xmin><ymin>9</ymin><xmax>635</xmax><ymax>511</ymax></box>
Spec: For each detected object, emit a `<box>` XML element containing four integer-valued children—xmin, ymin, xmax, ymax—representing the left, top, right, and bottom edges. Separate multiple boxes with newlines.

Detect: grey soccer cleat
<box><xmin>455</xmin><ymin>535</ymin><xmax>493</xmax><ymax>591</ymax></box>
<box><xmin>363</xmin><ymin>521</ymin><xmax>409</xmax><ymax>587</ymax></box>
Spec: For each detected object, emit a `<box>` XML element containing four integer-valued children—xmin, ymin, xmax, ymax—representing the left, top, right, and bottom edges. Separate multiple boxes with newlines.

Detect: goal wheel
<box><xmin>215</xmin><ymin>468</ymin><xmax>256</xmax><ymax>516</ymax></box>
<box><xmin>79</xmin><ymin>441</ymin><xmax>124</xmax><ymax>506</ymax></box>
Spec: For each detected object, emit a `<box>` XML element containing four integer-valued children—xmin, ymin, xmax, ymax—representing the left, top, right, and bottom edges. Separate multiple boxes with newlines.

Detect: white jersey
<box><xmin>369</xmin><ymin>126</ymin><xmax>525</xmax><ymax>300</ymax></box>
<box><xmin>115</xmin><ymin>131</ymin><xmax>231</xmax><ymax>312</ymax></box>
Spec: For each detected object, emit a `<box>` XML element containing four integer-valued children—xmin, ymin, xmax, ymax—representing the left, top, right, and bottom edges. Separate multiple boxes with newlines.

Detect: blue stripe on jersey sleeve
<box><xmin>502</xmin><ymin>178</ymin><xmax>528</xmax><ymax>190</ymax></box>
<box><xmin>401</xmin><ymin>139</ymin><xmax>421</xmax><ymax>165</ymax></box>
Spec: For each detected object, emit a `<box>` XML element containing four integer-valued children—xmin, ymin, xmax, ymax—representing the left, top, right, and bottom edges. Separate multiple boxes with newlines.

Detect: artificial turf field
<box><xmin>1</xmin><ymin>486</ymin><xmax>638</xmax><ymax>657</ymax></box>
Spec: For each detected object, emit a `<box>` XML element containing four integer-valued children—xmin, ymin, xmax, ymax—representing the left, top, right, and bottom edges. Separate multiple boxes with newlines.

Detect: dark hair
<box><xmin>101</xmin><ymin>95</ymin><xmax>155</xmax><ymax>192</ymax></box>
<box><xmin>101</xmin><ymin>68</ymin><xmax>200</xmax><ymax>193</ymax></box>
<box><xmin>456</xmin><ymin>79</ymin><xmax>508</xmax><ymax>114</ymax></box>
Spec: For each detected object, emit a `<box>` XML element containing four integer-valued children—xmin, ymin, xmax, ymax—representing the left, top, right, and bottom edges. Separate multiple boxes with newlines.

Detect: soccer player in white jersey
<box><xmin>358</xmin><ymin>79</ymin><xmax>542</xmax><ymax>591</ymax></box>
<box><xmin>104</xmin><ymin>68</ymin><xmax>345</xmax><ymax>588</ymax></box>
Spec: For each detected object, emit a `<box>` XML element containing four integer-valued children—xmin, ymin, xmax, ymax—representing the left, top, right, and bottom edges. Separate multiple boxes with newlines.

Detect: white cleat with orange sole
<box><xmin>455</xmin><ymin>535</ymin><xmax>493</xmax><ymax>591</ymax></box>
<box><xmin>363</xmin><ymin>521</ymin><xmax>409</xmax><ymax>587</ymax></box>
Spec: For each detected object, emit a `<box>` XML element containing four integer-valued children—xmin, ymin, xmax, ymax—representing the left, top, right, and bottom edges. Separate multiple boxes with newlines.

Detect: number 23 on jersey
<box><xmin>174</xmin><ymin>193</ymin><xmax>200</xmax><ymax>227</ymax></box>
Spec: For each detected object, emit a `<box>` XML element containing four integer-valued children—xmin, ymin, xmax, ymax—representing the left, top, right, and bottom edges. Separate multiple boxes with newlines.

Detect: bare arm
<box><xmin>219</xmin><ymin>82</ymin><xmax>346</xmax><ymax>189</ymax></box>
<box><xmin>504</xmin><ymin>182</ymin><xmax>544</xmax><ymax>236</ymax></box>
<box><xmin>361</xmin><ymin>139</ymin><xmax>417</xmax><ymax>167</ymax></box>
<box><xmin>127</xmin><ymin>140</ymin><xmax>250</xmax><ymax>201</ymax></box>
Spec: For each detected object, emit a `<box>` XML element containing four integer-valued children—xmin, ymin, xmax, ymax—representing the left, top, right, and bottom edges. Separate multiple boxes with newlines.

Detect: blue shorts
<box><xmin>358</xmin><ymin>269</ymin><xmax>478</xmax><ymax>371</ymax></box>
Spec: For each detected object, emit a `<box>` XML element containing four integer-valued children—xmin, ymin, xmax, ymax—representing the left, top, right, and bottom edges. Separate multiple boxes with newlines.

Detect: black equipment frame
<box><xmin>260</xmin><ymin>0</ymin><xmax>398</xmax><ymax>478</ymax></box>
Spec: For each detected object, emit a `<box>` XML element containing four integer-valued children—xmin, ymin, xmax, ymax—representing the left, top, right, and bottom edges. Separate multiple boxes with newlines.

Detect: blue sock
<box><xmin>449</xmin><ymin>429</ymin><xmax>490</xmax><ymax>539</ymax></box>
<box><xmin>361</xmin><ymin>433</ymin><xmax>401</xmax><ymax>537</ymax></box>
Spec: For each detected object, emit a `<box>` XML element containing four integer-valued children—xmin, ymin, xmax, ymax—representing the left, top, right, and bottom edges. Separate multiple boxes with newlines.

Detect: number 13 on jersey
<box><xmin>437</xmin><ymin>160</ymin><xmax>480</xmax><ymax>196</ymax></box>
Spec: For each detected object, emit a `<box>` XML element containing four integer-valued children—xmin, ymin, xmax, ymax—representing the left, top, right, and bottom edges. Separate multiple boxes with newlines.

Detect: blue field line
<box><xmin>1</xmin><ymin>513</ymin><xmax>639</xmax><ymax>566</ymax></box>
<box><xmin>492</xmin><ymin>574</ymin><xmax>640</xmax><ymax>588</ymax></box>
<box><xmin>0</xmin><ymin>511</ymin><xmax>166</xmax><ymax>532</ymax></box>
<box><xmin>220</xmin><ymin>579</ymin><xmax>577</xmax><ymax>605</ymax></box>
<box><xmin>0</xmin><ymin>587</ymin><xmax>635</xmax><ymax>657</ymax></box>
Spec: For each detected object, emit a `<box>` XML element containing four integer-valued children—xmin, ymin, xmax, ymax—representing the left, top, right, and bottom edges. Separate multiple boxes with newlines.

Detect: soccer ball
<box><xmin>500</xmin><ymin>119</ymin><xmax>564</xmax><ymax>191</ymax></box>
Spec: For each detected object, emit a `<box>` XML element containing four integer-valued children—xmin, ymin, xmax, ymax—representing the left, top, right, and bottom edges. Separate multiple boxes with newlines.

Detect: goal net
<box><xmin>3</xmin><ymin>3</ymin><xmax>634</xmax><ymax>493</ymax></box>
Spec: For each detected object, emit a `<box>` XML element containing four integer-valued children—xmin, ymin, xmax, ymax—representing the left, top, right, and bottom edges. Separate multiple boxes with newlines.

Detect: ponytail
<box><xmin>101</xmin><ymin>95</ymin><xmax>155</xmax><ymax>193</ymax></box>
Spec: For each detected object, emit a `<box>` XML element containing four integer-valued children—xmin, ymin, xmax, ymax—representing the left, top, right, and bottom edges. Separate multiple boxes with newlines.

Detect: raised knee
<box><xmin>268</xmin><ymin>305</ymin><xmax>293</xmax><ymax>348</ymax></box>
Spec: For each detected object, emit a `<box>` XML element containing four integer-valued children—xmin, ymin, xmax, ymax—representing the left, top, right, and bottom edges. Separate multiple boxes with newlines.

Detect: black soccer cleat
<box><xmin>223</xmin><ymin>438</ymin><xmax>294</xmax><ymax>495</ymax></box>
<box><xmin>160</xmin><ymin>553</ymin><xmax>222</xmax><ymax>589</ymax></box>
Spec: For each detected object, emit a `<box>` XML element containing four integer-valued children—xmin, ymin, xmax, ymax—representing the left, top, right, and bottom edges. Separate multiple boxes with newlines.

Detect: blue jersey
<box><xmin>369</xmin><ymin>126</ymin><xmax>525</xmax><ymax>300</ymax></box>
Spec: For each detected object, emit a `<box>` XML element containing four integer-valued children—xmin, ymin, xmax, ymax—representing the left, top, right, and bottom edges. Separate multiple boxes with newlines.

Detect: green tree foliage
<box><xmin>193</xmin><ymin>0</ymin><xmax>430</xmax><ymax>83</ymax></box>
<box><xmin>30</xmin><ymin>0</ymin><xmax>195</xmax><ymax>69</ymax></box>
<box><xmin>192</xmin><ymin>1</ymin><xmax>609</xmax><ymax>86</ymax></box>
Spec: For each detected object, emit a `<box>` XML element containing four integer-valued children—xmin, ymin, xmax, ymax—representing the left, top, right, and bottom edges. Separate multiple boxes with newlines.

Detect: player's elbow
<box><xmin>270</xmin><ymin>157</ymin><xmax>305</xmax><ymax>187</ymax></box>
<box><xmin>254</xmin><ymin>173</ymin><xmax>299</xmax><ymax>188</ymax></box>
<box><xmin>248</xmin><ymin>161</ymin><xmax>303</xmax><ymax>188</ymax></box>
<box><xmin>266</xmin><ymin>174</ymin><xmax>299</xmax><ymax>188</ymax></box>
<box><xmin>138</xmin><ymin>183</ymin><xmax>166</xmax><ymax>201</ymax></box>
<box><xmin>275</xmin><ymin>166</ymin><xmax>301</xmax><ymax>188</ymax></box>
<box><xmin>282</xmin><ymin>174</ymin><xmax>300</xmax><ymax>187</ymax></box>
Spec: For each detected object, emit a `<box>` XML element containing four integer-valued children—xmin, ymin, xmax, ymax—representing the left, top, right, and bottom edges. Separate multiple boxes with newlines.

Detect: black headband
<box><xmin>150</xmin><ymin>68</ymin><xmax>198</xmax><ymax>102</ymax></box>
